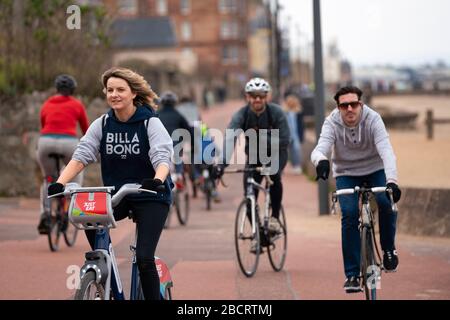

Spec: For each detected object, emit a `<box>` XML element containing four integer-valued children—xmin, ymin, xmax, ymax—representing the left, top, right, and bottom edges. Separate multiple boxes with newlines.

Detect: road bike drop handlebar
<box><xmin>331</xmin><ymin>186</ymin><xmax>398</xmax><ymax>215</ymax></box>
<box><xmin>222</xmin><ymin>166</ymin><xmax>274</xmax><ymax>188</ymax></box>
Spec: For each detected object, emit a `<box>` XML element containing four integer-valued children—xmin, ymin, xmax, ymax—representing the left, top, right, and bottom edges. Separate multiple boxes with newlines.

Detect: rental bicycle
<box><xmin>50</xmin><ymin>183</ymin><xmax>173</xmax><ymax>300</ymax></box>
<box><xmin>332</xmin><ymin>184</ymin><xmax>398</xmax><ymax>300</ymax></box>
<box><xmin>40</xmin><ymin>153</ymin><xmax>78</xmax><ymax>252</ymax></box>
<box><xmin>224</xmin><ymin>166</ymin><xmax>287</xmax><ymax>277</ymax></box>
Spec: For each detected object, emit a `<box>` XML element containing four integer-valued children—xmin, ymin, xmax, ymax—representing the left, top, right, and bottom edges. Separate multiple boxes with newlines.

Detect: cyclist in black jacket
<box><xmin>213</xmin><ymin>78</ymin><xmax>290</xmax><ymax>233</ymax></box>
<box><xmin>158</xmin><ymin>91</ymin><xmax>193</xmax><ymax>176</ymax></box>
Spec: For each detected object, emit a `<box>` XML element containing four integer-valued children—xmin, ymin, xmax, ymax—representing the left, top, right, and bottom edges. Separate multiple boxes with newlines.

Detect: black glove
<box><xmin>315</xmin><ymin>160</ymin><xmax>330</xmax><ymax>181</ymax></box>
<box><xmin>212</xmin><ymin>164</ymin><xmax>226</xmax><ymax>180</ymax></box>
<box><xmin>141</xmin><ymin>178</ymin><xmax>166</xmax><ymax>192</ymax></box>
<box><xmin>48</xmin><ymin>182</ymin><xmax>65</xmax><ymax>197</ymax></box>
<box><xmin>386</xmin><ymin>182</ymin><xmax>401</xmax><ymax>203</ymax></box>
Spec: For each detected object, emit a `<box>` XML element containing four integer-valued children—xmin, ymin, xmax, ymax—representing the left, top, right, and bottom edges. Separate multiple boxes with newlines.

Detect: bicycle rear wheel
<box><xmin>62</xmin><ymin>199</ymin><xmax>78</xmax><ymax>246</ymax></box>
<box><xmin>175</xmin><ymin>188</ymin><xmax>190</xmax><ymax>225</ymax></box>
<box><xmin>74</xmin><ymin>271</ymin><xmax>106</xmax><ymax>300</ymax></box>
<box><xmin>205</xmin><ymin>179</ymin><xmax>213</xmax><ymax>211</ymax></box>
<box><xmin>361</xmin><ymin>227</ymin><xmax>379</xmax><ymax>300</ymax></box>
<box><xmin>164</xmin><ymin>205</ymin><xmax>173</xmax><ymax>229</ymax></box>
<box><xmin>267</xmin><ymin>205</ymin><xmax>287</xmax><ymax>272</ymax></box>
<box><xmin>47</xmin><ymin>198</ymin><xmax>61</xmax><ymax>252</ymax></box>
<box><xmin>235</xmin><ymin>199</ymin><xmax>260</xmax><ymax>277</ymax></box>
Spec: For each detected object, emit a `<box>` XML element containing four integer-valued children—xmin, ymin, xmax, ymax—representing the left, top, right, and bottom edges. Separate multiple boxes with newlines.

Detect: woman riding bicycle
<box><xmin>48</xmin><ymin>67</ymin><xmax>174</xmax><ymax>300</ymax></box>
<box><xmin>36</xmin><ymin>74</ymin><xmax>89</xmax><ymax>234</ymax></box>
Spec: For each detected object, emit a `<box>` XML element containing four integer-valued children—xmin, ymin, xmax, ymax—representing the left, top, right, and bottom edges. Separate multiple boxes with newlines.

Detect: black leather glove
<box><xmin>386</xmin><ymin>182</ymin><xmax>401</xmax><ymax>203</ymax></box>
<box><xmin>212</xmin><ymin>164</ymin><xmax>226</xmax><ymax>180</ymax></box>
<box><xmin>48</xmin><ymin>182</ymin><xmax>65</xmax><ymax>197</ymax></box>
<box><xmin>315</xmin><ymin>160</ymin><xmax>330</xmax><ymax>181</ymax></box>
<box><xmin>141</xmin><ymin>178</ymin><xmax>166</xmax><ymax>192</ymax></box>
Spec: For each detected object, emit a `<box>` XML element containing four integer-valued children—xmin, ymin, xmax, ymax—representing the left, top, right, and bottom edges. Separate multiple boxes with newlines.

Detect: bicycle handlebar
<box><xmin>48</xmin><ymin>183</ymin><xmax>157</xmax><ymax>208</ymax></box>
<box><xmin>224</xmin><ymin>166</ymin><xmax>272</xmax><ymax>175</ymax></box>
<box><xmin>331</xmin><ymin>186</ymin><xmax>398</xmax><ymax>214</ymax></box>
<box><xmin>333</xmin><ymin>186</ymin><xmax>387</xmax><ymax>196</ymax></box>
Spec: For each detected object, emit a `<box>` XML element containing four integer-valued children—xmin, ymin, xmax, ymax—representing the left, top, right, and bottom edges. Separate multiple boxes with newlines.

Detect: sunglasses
<box><xmin>249</xmin><ymin>92</ymin><xmax>267</xmax><ymax>99</ymax></box>
<box><xmin>338</xmin><ymin>101</ymin><xmax>361</xmax><ymax>109</ymax></box>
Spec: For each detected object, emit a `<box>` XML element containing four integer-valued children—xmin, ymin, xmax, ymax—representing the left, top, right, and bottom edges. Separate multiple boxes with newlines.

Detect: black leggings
<box><xmin>243</xmin><ymin>151</ymin><xmax>288</xmax><ymax>220</ymax></box>
<box><xmin>85</xmin><ymin>200</ymin><xmax>169</xmax><ymax>300</ymax></box>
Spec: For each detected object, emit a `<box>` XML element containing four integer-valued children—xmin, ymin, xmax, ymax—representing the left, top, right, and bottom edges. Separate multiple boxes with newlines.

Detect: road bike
<box><xmin>50</xmin><ymin>183</ymin><xmax>173</xmax><ymax>300</ymax></box>
<box><xmin>332</xmin><ymin>184</ymin><xmax>398</xmax><ymax>300</ymax></box>
<box><xmin>224</xmin><ymin>166</ymin><xmax>287</xmax><ymax>277</ymax></box>
<box><xmin>40</xmin><ymin>153</ymin><xmax>78</xmax><ymax>252</ymax></box>
<box><xmin>164</xmin><ymin>169</ymin><xmax>190</xmax><ymax>228</ymax></box>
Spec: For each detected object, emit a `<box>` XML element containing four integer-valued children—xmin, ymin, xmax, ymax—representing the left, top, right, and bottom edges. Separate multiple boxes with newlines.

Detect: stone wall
<box><xmin>0</xmin><ymin>92</ymin><xmax>106</xmax><ymax>197</ymax></box>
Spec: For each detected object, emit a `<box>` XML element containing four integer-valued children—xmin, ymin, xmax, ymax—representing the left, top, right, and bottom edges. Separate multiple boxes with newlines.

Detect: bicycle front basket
<box><xmin>68</xmin><ymin>187</ymin><xmax>116</xmax><ymax>230</ymax></box>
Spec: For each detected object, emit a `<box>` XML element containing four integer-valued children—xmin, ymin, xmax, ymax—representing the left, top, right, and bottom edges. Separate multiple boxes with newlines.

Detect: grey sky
<box><xmin>279</xmin><ymin>0</ymin><xmax>450</xmax><ymax>67</ymax></box>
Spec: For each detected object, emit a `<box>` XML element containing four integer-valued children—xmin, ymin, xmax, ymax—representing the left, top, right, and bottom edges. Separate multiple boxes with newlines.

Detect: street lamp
<box><xmin>313</xmin><ymin>0</ymin><xmax>329</xmax><ymax>215</ymax></box>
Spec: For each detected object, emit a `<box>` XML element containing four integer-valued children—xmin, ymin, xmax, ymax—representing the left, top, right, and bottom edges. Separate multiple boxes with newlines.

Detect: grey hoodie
<box><xmin>311</xmin><ymin>105</ymin><xmax>398</xmax><ymax>183</ymax></box>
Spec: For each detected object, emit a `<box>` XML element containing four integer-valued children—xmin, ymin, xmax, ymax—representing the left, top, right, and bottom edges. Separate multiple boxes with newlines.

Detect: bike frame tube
<box><xmin>129</xmin><ymin>226</ymin><xmax>140</xmax><ymax>300</ymax></box>
<box><xmin>93</xmin><ymin>229</ymin><xmax>125</xmax><ymax>300</ymax></box>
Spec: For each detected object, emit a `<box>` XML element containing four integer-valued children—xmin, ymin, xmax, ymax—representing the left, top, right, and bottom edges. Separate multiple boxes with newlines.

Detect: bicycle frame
<box><xmin>51</xmin><ymin>183</ymin><xmax>173</xmax><ymax>300</ymax></box>
<box><xmin>241</xmin><ymin>174</ymin><xmax>273</xmax><ymax>236</ymax></box>
<box><xmin>333</xmin><ymin>185</ymin><xmax>397</xmax><ymax>299</ymax></box>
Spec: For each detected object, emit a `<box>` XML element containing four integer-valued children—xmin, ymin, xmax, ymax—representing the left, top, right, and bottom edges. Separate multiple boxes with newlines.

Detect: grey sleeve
<box><xmin>372</xmin><ymin>116</ymin><xmax>398</xmax><ymax>183</ymax></box>
<box><xmin>72</xmin><ymin>117</ymin><xmax>103</xmax><ymax>165</ymax></box>
<box><xmin>311</xmin><ymin>118</ymin><xmax>335</xmax><ymax>166</ymax></box>
<box><xmin>147</xmin><ymin>117</ymin><xmax>174</xmax><ymax>170</ymax></box>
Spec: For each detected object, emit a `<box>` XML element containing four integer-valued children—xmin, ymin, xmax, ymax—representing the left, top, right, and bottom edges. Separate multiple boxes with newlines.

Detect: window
<box><xmin>222</xmin><ymin>46</ymin><xmax>239</xmax><ymax>65</ymax></box>
<box><xmin>220</xmin><ymin>20</ymin><xmax>239</xmax><ymax>39</ymax></box>
<box><xmin>218</xmin><ymin>0</ymin><xmax>237</xmax><ymax>14</ymax></box>
<box><xmin>156</xmin><ymin>0</ymin><xmax>168</xmax><ymax>15</ymax></box>
<box><xmin>181</xmin><ymin>21</ymin><xmax>192</xmax><ymax>41</ymax></box>
<box><xmin>180</xmin><ymin>0</ymin><xmax>191</xmax><ymax>15</ymax></box>
<box><xmin>118</xmin><ymin>0</ymin><xmax>138</xmax><ymax>16</ymax></box>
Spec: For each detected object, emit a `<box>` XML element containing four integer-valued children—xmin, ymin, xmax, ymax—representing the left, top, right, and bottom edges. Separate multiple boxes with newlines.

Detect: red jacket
<box><xmin>40</xmin><ymin>95</ymin><xmax>89</xmax><ymax>137</ymax></box>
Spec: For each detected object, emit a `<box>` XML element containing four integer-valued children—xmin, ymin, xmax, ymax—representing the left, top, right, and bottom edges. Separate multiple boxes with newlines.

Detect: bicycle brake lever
<box><xmin>387</xmin><ymin>189</ymin><xmax>398</xmax><ymax>213</ymax></box>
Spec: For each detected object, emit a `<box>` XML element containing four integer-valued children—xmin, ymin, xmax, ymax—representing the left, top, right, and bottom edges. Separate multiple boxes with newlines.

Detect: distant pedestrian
<box><xmin>283</xmin><ymin>94</ymin><xmax>303</xmax><ymax>174</ymax></box>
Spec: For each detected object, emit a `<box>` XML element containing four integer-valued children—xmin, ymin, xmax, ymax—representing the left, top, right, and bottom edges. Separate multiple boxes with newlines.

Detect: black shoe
<box><xmin>37</xmin><ymin>215</ymin><xmax>50</xmax><ymax>235</ymax></box>
<box><xmin>343</xmin><ymin>276</ymin><xmax>361</xmax><ymax>293</ymax></box>
<box><xmin>383</xmin><ymin>249</ymin><xmax>399</xmax><ymax>272</ymax></box>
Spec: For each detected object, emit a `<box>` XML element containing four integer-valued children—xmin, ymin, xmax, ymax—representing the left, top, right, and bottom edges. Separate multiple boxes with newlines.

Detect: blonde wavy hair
<box><xmin>101</xmin><ymin>67</ymin><xmax>159</xmax><ymax>110</ymax></box>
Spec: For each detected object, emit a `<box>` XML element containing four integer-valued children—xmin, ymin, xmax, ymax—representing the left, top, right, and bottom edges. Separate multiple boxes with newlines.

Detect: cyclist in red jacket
<box><xmin>36</xmin><ymin>74</ymin><xmax>89</xmax><ymax>234</ymax></box>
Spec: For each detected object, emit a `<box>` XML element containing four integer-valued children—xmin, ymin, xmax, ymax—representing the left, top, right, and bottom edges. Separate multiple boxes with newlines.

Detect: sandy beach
<box><xmin>373</xmin><ymin>94</ymin><xmax>450</xmax><ymax>189</ymax></box>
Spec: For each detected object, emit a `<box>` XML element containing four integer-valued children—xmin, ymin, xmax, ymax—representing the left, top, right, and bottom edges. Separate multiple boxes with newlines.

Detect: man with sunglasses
<box><xmin>213</xmin><ymin>78</ymin><xmax>290</xmax><ymax>239</ymax></box>
<box><xmin>311</xmin><ymin>85</ymin><xmax>402</xmax><ymax>293</ymax></box>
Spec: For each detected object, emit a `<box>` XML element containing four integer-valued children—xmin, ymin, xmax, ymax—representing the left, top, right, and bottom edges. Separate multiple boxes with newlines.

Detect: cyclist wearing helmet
<box><xmin>36</xmin><ymin>74</ymin><xmax>89</xmax><ymax>234</ymax></box>
<box><xmin>158</xmin><ymin>91</ymin><xmax>193</xmax><ymax>176</ymax></box>
<box><xmin>213</xmin><ymin>77</ymin><xmax>290</xmax><ymax>233</ymax></box>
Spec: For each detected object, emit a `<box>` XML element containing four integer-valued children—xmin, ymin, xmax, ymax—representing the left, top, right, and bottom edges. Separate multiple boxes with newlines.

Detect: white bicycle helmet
<box><xmin>245</xmin><ymin>77</ymin><xmax>271</xmax><ymax>93</ymax></box>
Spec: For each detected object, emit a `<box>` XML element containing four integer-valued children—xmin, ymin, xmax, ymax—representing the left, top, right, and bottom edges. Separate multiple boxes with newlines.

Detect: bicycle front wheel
<box><xmin>47</xmin><ymin>198</ymin><xmax>61</xmax><ymax>252</ymax></box>
<box><xmin>361</xmin><ymin>227</ymin><xmax>379</xmax><ymax>300</ymax></box>
<box><xmin>235</xmin><ymin>199</ymin><xmax>260</xmax><ymax>277</ymax></box>
<box><xmin>268</xmin><ymin>205</ymin><xmax>287</xmax><ymax>272</ymax></box>
<box><xmin>74</xmin><ymin>271</ymin><xmax>106</xmax><ymax>300</ymax></box>
<box><xmin>175</xmin><ymin>188</ymin><xmax>190</xmax><ymax>225</ymax></box>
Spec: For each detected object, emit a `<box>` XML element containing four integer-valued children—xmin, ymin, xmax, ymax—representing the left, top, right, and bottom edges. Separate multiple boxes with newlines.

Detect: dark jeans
<box><xmin>85</xmin><ymin>200</ymin><xmax>169</xmax><ymax>300</ymax></box>
<box><xmin>243</xmin><ymin>151</ymin><xmax>287</xmax><ymax>220</ymax></box>
<box><xmin>336</xmin><ymin>169</ymin><xmax>397</xmax><ymax>278</ymax></box>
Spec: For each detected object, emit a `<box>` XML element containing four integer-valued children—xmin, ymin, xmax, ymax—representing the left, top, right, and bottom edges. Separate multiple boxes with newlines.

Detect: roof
<box><xmin>111</xmin><ymin>17</ymin><xmax>176</xmax><ymax>49</ymax></box>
